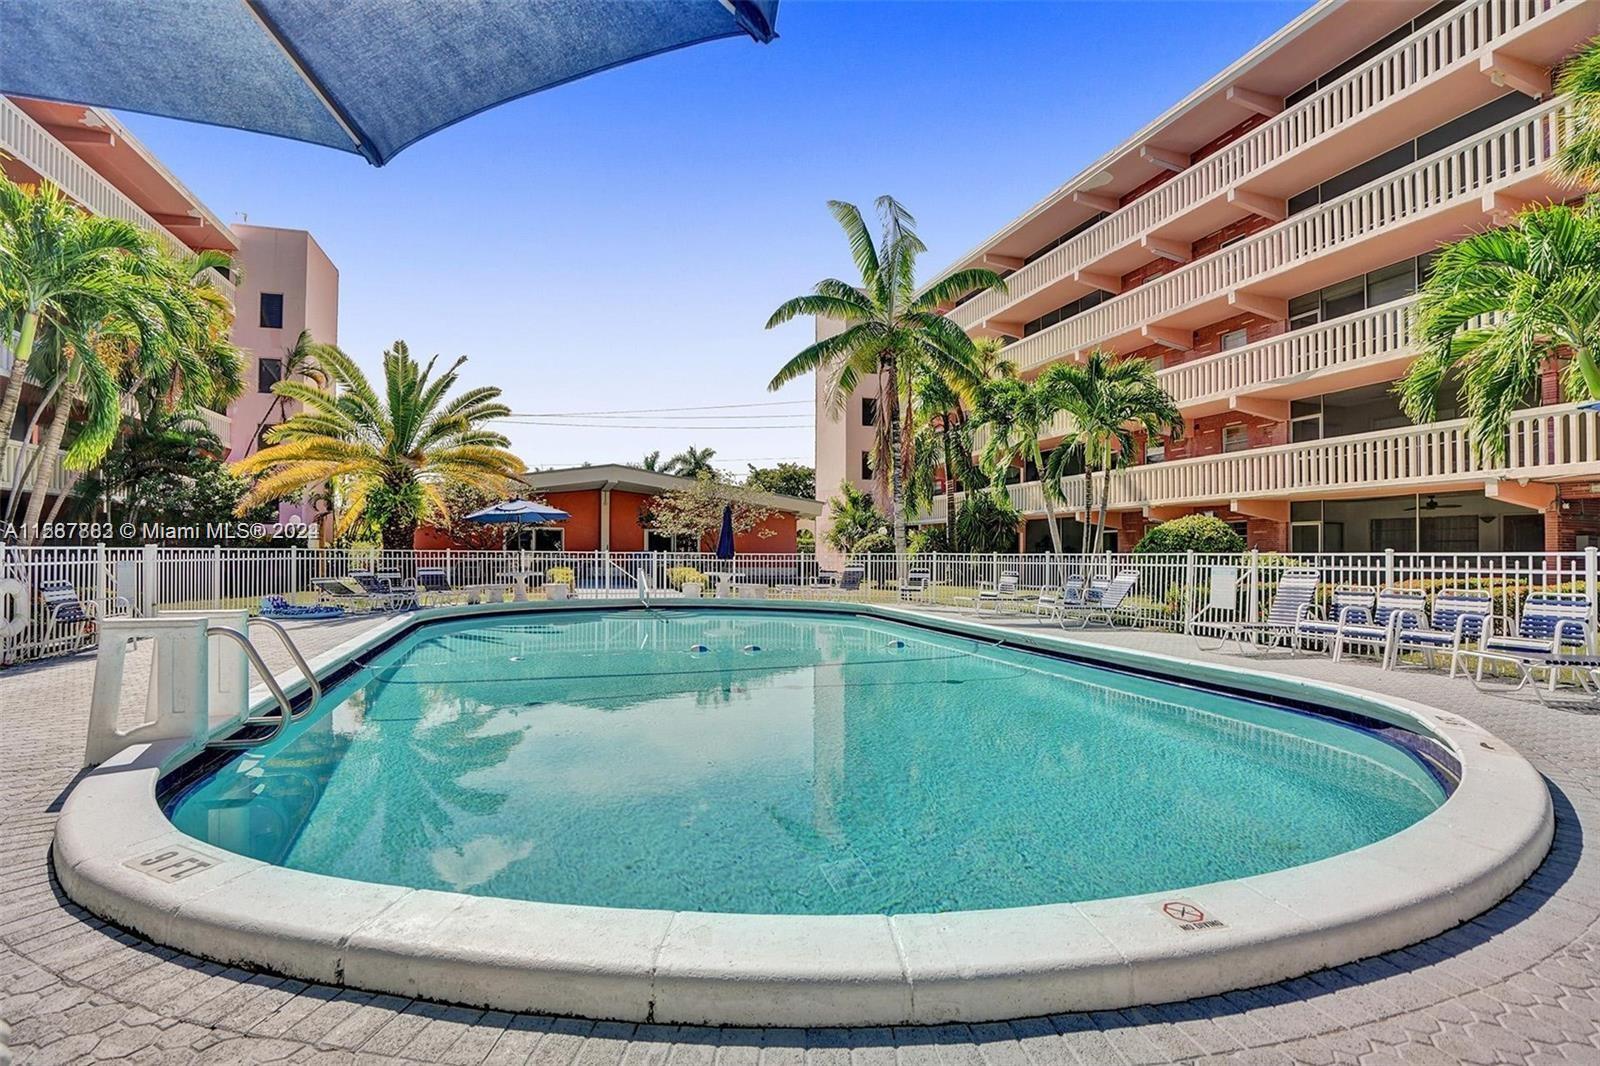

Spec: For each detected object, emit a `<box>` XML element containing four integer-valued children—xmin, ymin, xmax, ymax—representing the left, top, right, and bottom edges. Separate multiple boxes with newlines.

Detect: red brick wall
<box><xmin>1545</xmin><ymin>485</ymin><xmax>1600</xmax><ymax>552</ymax></box>
<box><xmin>1120</xmin><ymin>213</ymin><xmax>1277</xmax><ymax>291</ymax></box>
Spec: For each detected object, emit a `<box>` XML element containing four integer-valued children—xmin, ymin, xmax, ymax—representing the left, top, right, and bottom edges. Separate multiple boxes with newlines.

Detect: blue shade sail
<box><xmin>0</xmin><ymin>0</ymin><xmax>779</xmax><ymax>166</ymax></box>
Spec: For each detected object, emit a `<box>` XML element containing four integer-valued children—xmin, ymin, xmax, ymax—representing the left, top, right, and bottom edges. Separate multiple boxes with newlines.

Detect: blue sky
<box><xmin>119</xmin><ymin>0</ymin><xmax>1311</xmax><ymax>477</ymax></box>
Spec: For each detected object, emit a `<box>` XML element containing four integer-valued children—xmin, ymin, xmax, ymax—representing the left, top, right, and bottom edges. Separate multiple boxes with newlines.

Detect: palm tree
<box><xmin>1555</xmin><ymin>36</ymin><xmax>1600</xmax><ymax>187</ymax></box>
<box><xmin>978</xmin><ymin>368</ymin><xmax>1075</xmax><ymax>553</ymax></box>
<box><xmin>666</xmin><ymin>445</ymin><xmax>717</xmax><ymax>478</ymax></box>
<box><xmin>1396</xmin><ymin>202</ymin><xmax>1600</xmax><ymax>461</ymax></box>
<box><xmin>640</xmin><ymin>450</ymin><xmax>663</xmax><ymax>471</ymax></box>
<box><xmin>251</xmin><ymin>329</ymin><xmax>333</xmax><ymax>448</ymax></box>
<box><xmin>1048</xmin><ymin>349</ymin><xmax>1184</xmax><ymax>554</ymax></box>
<box><xmin>233</xmin><ymin>341</ymin><xmax>525</xmax><ymax>548</ymax></box>
<box><xmin>766</xmin><ymin>196</ymin><xmax>1005</xmax><ymax>554</ymax></box>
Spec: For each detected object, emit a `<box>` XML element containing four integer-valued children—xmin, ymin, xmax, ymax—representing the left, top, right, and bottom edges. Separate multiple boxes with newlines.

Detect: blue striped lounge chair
<box><xmin>1460</xmin><ymin>591</ymin><xmax>1594</xmax><ymax>692</ymax></box>
<box><xmin>1294</xmin><ymin>586</ymin><xmax>1377</xmax><ymax>654</ymax></box>
<box><xmin>972</xmin><ymin>571</ymin><xmax>1021</xmax><ymax>615</ymax></box>
<box><xmin>1193</xmin><ymin>567</ymin><xmax>1318</xmax><ymax>653</ymax></box>
<box><xmin>37</xmin><ymin>579</ymin><xmax>131</xmax><ymax>652</ymax></box>
<box><xmin>1324</xmin><ymin>587</ymin><xmax>1427</xmax><ymax>664</ymax></box>
<box><xmin>1034</xmin><ymin>574</ymin><xmax>1090</xmax><ymax>619</ymax></box>
<box><xmin>1057</xmin><ymin>569</ymin><xmax>1138</xmax><ymax>629</ymax></box>
<box><xmin>1387</xmin><ymin>589</ymin><xmax>1492</xmax><ymax>673</ymax></box>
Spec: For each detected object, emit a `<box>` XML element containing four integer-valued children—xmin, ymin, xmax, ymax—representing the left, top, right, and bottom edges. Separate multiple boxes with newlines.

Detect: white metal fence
<box><xmin>2</xmin><ymin>545</ymin><xmax>1597</xmax><ymax>665</ymax></box>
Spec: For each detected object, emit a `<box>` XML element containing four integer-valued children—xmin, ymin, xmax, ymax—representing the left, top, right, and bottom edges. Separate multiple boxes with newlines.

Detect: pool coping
<box><xmin>51</xmin><ymin>599</ymin><xmax>1554</xmax><ymax>1026</ymax></box>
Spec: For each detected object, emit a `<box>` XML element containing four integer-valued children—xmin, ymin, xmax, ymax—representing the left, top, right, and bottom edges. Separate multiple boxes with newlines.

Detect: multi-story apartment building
<box><xmin>0</xmin><ymin>94</ymin><xmax>338</xmax><ymax>521</ymax></box>
<box><xmin>816</xmin><ymin>0</ymin><xmax>1600</xmax><ymax>555</ymax></box>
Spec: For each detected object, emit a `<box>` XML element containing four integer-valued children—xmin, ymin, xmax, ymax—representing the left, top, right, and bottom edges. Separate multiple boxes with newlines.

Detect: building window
<box><xmin>645</xmin><ymin>530</ymin><xmax>697</xmax><ymax>552</ymax></box>
<box><xmin>861</xmin><ymin>397</ymin><xmax>877</xmax><ymax>427</ymax></box>
<box><xmin>258</xmin><ymin>357</ymin><xmax>284</xmax><ymax>394</ymax></box>
<box><xmin>1222</xmin><ymin>424</ymin><xmax>1249</xmax><ymax>453</ymax></box>
<box><xmin>1220</xmin><ymin>328</ymin><xmax>1249</xmax><ymax>351</ymax></box>
<box><xmin>860</xmin><ymin>451</ymin><xmax>872</xmax><ymax>481</ymax></box>
<box><xmin>1145</xmin><ymin>440</ymin><xmax>1166</xmax><ymax>464</ymax></box>
<box><xmin>259</xmin><ymin>293</ymin><xmax>284</xmax><ymax>329</ymax></box>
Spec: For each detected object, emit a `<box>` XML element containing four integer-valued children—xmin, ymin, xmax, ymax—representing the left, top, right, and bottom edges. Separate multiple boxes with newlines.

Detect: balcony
<box><xmin>951</xmin><ymin>0</ymin><xmax>1590</xmax><ymax>336</ymax></box>
<box><xmin>0</xmin><ymin>440</ymin><xmax>72</xmax><ymax>495</ymax></box>
<box><xmin>1002</xmin><ymin>96</ymin><xmax>1571</xmax><ymax>374</ymax></box>
<box><xmin>920</xmin><ymin>404</ymin><xmax>1598</xmax><ymax>524</ymax></box>
<box><xmin>0</xmin><ymin>96</ymin><xmax>189</xmax><ymax>257</ymax></box>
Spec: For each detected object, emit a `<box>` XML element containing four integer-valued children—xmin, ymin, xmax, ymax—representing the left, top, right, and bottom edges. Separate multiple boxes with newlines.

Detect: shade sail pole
<box><xmin>240</xmin><ymin>0</ymin><xmax>380</xmax><ymax>164</ymax></box>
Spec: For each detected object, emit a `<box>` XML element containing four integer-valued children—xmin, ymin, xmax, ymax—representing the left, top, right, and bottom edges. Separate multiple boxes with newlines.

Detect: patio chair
<box><xmin>1387</xmin><ymin>589</ymin><xmax>1493</xmax><ymax>673</ymax></box>
<box><xmin>415</xmin><ymin>567</ymin><xmax>459</xmax><ymax>605</ymax></box>
<box><xmin>312</xmin><ymin>577</ymin><xmax>381</xmax><ymax>612</ymax></box>
<box><xmin>1057</xmin><ymin>569</ymin><xmax>1138</xmax><ymax>629</ymax></box>
<box><xmin>1293</xmin><ymin>586</ymin><xmax>1377</xmax><ymax>654</ymax></box>
<box><xmin>971</xmin><ymin>571</ymin><xmax>1021</xmax><ymax>615</ymax></box>
<box><xmin>896</xmin><ymin>567</ymin><xmax>932</xmax><ymax>603</ymax></box>
<box><xmin>349</xmin><ymin>571</ymin><xmax>419</xmax><ymax>611</ymax></box>
<box><xmin>36</xmin><ymin>579</ymin><xmax>130</xmax><ymax>652</ymax></box>
<box><xmin>1034</xmin><ymin>574</ymin><xmax>1090</xmax><ymax>620</ymax></box>
<box><xmin>833</xmin><ymin>566</ymin><xmax>866</xmax><ymax>598</ymax></box>
<box><xmin>1459</xmin><ymin>591</ymin><xmax>1594</xmax><ymax>692</ymax></box>
<box><xmin>260</xmin><ymin>595</ymin><xmax>344</xmax><ymax>621</ymax></box>
<box><xmin>1192</xmin><ymin>567</ymin><xmax>1318</xmax><ymax>654</ymax></box>
<box><xmin>1323</xmin><ymin>587</ymin><xmax>1427</xmax><ymax>664</ymax></box>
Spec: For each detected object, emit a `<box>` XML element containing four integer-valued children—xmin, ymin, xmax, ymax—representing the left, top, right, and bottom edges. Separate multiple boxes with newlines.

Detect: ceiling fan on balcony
<box><xmin>1403</xmin><ymin>495</ymin><xmax>1463</xmax><ymax>512</ymax></box>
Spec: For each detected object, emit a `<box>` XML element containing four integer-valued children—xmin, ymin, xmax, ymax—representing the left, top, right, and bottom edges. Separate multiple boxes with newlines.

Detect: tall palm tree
<box><xmin>1397</xmin><ymin>202</ymin><xmax>1600</xmax><ymax>460</ymax></box>
<box><xmin>916</xmin><ymin>335</ymin><xmax>1015</xmax><ymax>547</ymax></box>
<box><xmin>666</xmin><ymin>445</ymin><xmax>717</xmax><ymax>478</ymax></box>
<box><xmin>251</xmin><ymin>329</ymin><xmax>333</xmax><ymax>448</ymax></box>
<box><xmin>1047</xmin><ymin>349</ymin><xmax>1184</xmax><ymax>554</ymax></box>
<box><xmin>640</xmin><ymin>450</ymin><xmax>663</xmax><ymax>471</ymax></box>
<box><xmin>1555</xmin><ymin>36</ymin><xmax>1600</xmax><ymax>187</ymax></box>
<box><xmin>233</xmin><ymin>341</ymin><xmax>525</xmax><ymax>548</ymax></box>
<box><xmin>766</xmin><ymin>196</ymin><xmax>1005</xmax><ymax>554</ymax></box>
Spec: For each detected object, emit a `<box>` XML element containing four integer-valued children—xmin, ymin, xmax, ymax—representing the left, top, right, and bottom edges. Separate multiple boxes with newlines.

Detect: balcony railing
<box><xmin>0</xmin><ymin>96</ymin><xmax>188</xmax><ymax>257</ymax></box>
<box><xmin>921</xmin><ymin>403</ymin><xmax>1600</xmax><ymax>522</ymax></box>
<box><xmin>951</xmin><ymin>0</ymin><xmax>1574</xmax><ymax>332</ymax></box>
<box><xmin>1002</xmin><ymin>97</ymin><xmax>1569</xmax><ymax>373</ymax></box>
<box><xmin>0</xmin><ymin>439</ymin><xmax>72</xmax><ymax>495</ymax></box>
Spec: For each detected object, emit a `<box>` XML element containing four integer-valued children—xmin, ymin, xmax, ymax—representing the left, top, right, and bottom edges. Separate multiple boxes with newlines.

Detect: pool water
<box><xmin>167</xmin><ymin>609</ymin><xmax>1447</xmax><ymax>915</ymax></box>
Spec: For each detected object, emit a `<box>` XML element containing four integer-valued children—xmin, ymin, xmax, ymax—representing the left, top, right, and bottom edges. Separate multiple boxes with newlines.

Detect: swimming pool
<box><xmin>166</xmin><ymin>607</ymin><xmax>1449</xmax><ymax>916</ymax></box>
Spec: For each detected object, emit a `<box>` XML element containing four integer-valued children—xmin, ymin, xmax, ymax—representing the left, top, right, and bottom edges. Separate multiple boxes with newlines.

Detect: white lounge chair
<box><xmin>971</xmin><ymin>571</ymin><xmax>1021</xmax><ymax>615</ymax></box>
<box><xmin>1387</xmin><ymin>589</ymin><xmax>1492</xmax><ymax>673</ymax></box>
<box><xmin>1057</xmin><ymin>569</ymin><xmax>1138</xmax><ymax>628</ymax></box>
<box><xmin>1459</xmin><ymin>591</ymin><xmax>1593</xmax><ymax>692</ymax></box>
<box><xmin>1192</xmin><ymin>567</ymin><xmax>1318</xmax><ymax>654</ymax></box>
<box><xmin>896</xmin><ymin>567</ymin><xmax>933</xmax><ymax>603</ymax></box>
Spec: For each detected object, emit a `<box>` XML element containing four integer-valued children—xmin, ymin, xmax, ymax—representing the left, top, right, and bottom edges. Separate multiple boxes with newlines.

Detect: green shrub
<box><xmin>546</xmin><ymin>565</ymin><xmax>576</xmax><ymax>589</ymax></box>
<box><xmin>956</xmin><ymin>491</ymin><xmax>1021</xmax><ymax>553</ymax></box>
<box><xmin>666</xmin><ymin>566</ymin><xmax>707</xmax><ymax>590</ymax></box>
<box><xmin>908</xmin><ymin>526</ymin><xmax>952</xmax><ymax>555</ymax></box>
<box><xmin>1134</xmin><ymin>514</ymin><xmax>1244</xmax><ymax>554</ymax></box>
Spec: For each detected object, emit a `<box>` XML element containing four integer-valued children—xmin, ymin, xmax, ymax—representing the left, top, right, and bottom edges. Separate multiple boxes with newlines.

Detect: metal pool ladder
<box><xmin>206</xmin><ymin>618</ymin><xmax>322</xmax><ymax>750</ymax></box>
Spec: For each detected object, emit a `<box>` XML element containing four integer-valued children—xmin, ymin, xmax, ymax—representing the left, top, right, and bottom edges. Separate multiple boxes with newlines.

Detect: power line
<box><xmin>496</xmin><ymin>421</ymin><xmax>813</xmax><ymax>430</ymax></box>
<box><xmin>504</xmin><ymin>399</ymin><xmax>810</xmax><ymax>417</ymax></box>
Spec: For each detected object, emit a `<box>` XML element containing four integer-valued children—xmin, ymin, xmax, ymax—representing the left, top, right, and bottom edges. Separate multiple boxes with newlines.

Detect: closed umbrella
<box><xmin>716</xmin><ymin>504</ymin><xmax>736</xmax><ymax>560</ymax></box>
<box><xmin>0</xmin><ymin>1</ymin><xmax>779</xmax><ymax>167</ymax></box>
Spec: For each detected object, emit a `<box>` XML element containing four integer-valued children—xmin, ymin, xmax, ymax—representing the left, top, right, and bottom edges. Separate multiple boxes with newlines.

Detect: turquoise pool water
<box><xmin>167</xmin><ymin>608</ymin><xmax>1448</xmax><ymax>915</ymax></box>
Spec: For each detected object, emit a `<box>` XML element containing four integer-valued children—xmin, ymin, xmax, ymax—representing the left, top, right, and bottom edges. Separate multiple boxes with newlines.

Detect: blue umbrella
<box><xmin>465</xmin><ymin>500</ymin><xmax>570</xmax><ymax>525</ymax></box>
<box><xmin>715</xmin><ymin>504</ymin><xmax>736</xmax><ymax>560</ymax></box>
<box><xmin>0</xmin><ymin>1</ymin><xmax>779</xmax><ymax>167</ymax></box>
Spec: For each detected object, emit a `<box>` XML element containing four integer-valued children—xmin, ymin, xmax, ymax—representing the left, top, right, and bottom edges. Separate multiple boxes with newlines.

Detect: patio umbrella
<box><xmin>715</xmin><ymin>504</ymin><xmax>736</xmax><ymax>560</ymax></box>
<box><xmin>465</xmin><ymin>500</ymin><xmax>571</xmax><ymax>526</ymax></box>
<box><xmin>0</xmin><ymin>0</ymin><xmax>779</xmax><ymax>167</ymax></box>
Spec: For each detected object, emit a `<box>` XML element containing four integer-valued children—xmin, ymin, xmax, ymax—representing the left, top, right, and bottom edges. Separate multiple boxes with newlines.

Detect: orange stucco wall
<box><xmin>415</xmin><ymin>488</ymin><xmax>802</xmax><ymax>551</ymax></box>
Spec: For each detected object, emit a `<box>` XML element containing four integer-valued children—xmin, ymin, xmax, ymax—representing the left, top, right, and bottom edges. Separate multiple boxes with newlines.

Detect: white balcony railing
<box><xmin>1001</xmin><ymin>97</ymin><xmax>1569</xmax><ymax>373</ymax></box>
<box><xmin>0</xmin><ymin>96</ymin><xmax>189</xmax><ymax>257</ymax></box>
<box><xmin>922</xmin><ymin>404</ymin><xmax>1600</xmax><ymax>522</ymax></box>
<box><xmin>951</xmin><ymin>0</ymin><xmax>1574</xmax><ymax>331</ymax></box>
<box><xmin>0</xmin><ymin>439</ymin><xmax>72</xmax><ymax>495</ymax></box>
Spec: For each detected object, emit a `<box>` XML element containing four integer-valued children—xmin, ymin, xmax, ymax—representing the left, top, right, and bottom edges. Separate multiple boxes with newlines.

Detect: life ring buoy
<box><xmin>0</xmin><ymin>578</ymin><xmax>27</xmax><ymax>638</ymax></box>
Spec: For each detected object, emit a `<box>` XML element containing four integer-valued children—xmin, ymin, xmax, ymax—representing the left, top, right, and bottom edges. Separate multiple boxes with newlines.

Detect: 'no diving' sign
<box><xmin>1159</xmin><ymin>900</ymin><xmax>1226</xmax><ymax>931</ymax></box>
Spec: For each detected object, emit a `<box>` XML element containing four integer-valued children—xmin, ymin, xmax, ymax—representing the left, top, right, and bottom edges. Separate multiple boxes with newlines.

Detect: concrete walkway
<box><xmin>2</xmin><ymin>609</ymin><xmax>1599</xmax><ymax>1064</ymax></box>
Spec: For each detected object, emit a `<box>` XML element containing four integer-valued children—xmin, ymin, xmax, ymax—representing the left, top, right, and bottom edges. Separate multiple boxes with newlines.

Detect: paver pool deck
<box><xmin>1</xmin><ymin>607</ymin><xmax>1598</xmax><ymax>1064</ymax></box>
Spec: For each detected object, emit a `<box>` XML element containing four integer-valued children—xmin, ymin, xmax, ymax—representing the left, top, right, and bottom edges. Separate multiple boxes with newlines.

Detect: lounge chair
<box><xmin>349</xmin><ymin>571</ymin><xmax>419</xmax><ymax>610</ymax></box>
<box><xmin>1034</xmin><ymin>575</ymin><xmax>1089</xmax><ymax>620</ymax></box>
<box><xmin>1324</xmin><ymin>587</ymin><xmax>1427</xmax><ymax>664</ymax></box>
<box><xmin>1057</xmin><ymin>569</ymin><xmax>1137</xmax><ymax>628</ymax></box>
<box><xmin>1387</xmin><ymin>589</ymin><xmax>1493</xmax><ymax>673</ymax></box>
<box><xmin>1192</xmin><ymin>567</ymin><xmax>1318</xmax><ymax>653</ymax></box>
<box><xmin>312</xmin><ymin>576</ymin><xmax>382</xmax><ymax>612</ymax></box>
<box><xmin>36</xmin><ymin>579</ymin><xmax>130</xmax><ymax>652</ymax></box>
<box><xmin>260</xmin><ymin>595</ymin><xmax>344</xmax><ymax>621</ymax></box>
<box><xmin>1293</xmin><ymin>586</ymin><xmax>1377</xmax><ymax>654</ymax></box>
<box><xmin>896</xmin><ymin>567</ymin><xmax>933</xmax><ymax>603</ymax></box>
<box><xmin>415</xmin><ymin>567</ymin><xmax>459</xmax><ymax>605</ymax></box>
<box><xmin>971</xmin><ymin>571</ymin><xmax>1021</xmax><ymax>615</ymax></box>
<box><xmin>1459</xmin><ymin>591</ymin><xmax>1593</xmax><ymax>692</ymax></box>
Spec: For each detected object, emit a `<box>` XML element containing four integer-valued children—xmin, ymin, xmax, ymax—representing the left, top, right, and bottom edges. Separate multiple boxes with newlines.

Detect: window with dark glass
<box><xmin>258</xmin><ymin>357</ymin><xmax>284</xmax><ymax>393</ymax></box>
<box><xmin>860</xmin><ymin>451</ymin><xmax>872</xmax><ymax>481</ymax></box>
<box><xmin>259</xmin><ymin>292</ymin><xmax>284</xmax><ymax>329</ymax></box>
<box><xmin>861</xmin><ymin>397</ymin><xmax>876</xmax><ymax>427</ymax></box>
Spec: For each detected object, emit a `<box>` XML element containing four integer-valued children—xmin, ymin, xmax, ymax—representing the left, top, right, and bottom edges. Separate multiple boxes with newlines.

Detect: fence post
<box><xmin>1586</xmin><ymin>546</ymin><xmax>1598</xmax><ymax>644</ymax></box>
<box><xmin>290</xmin><ymin>544</ymin><xmax>299</xmax><ymax>600</ymax></box>
<box><xmin>1246</xmin><ymin>549</ymin><xmax>1260</xmax><ymax>626</ymax></box>
<box><xmin>1183</xmin><ymin>550</ymin><xmax>1197</xmax><ymax>635</ymax></box>
<box><xmin>141</xmin><ymin>543</ymin><xmax>158</xmax><ymax>615</ymax></box>
<box><xmin>212</xmin><ymin>544</ymin><xmax>223</xmax><ymax>609</ymax></box>
<box><xmin>95</xmin><ymin>542</ymin><xmax>107</xmax><ymax>614</ymax></box>
<box><xmin>1384</xmin><ymin>548</ymin><xmax>1396</xmax><ymax>590</ymax></box>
